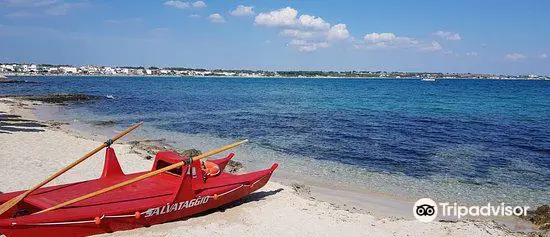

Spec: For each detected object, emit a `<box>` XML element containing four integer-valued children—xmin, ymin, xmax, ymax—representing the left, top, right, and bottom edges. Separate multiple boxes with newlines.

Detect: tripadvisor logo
<box><xmin>414</xmin><ymin>198</ymin><xmax>438</xmax><ymax>222</ymax></box>
<box><xmin>413</xmin><ymin>198</ymin><xmax>530</xmax><ymax>222</ymax></box>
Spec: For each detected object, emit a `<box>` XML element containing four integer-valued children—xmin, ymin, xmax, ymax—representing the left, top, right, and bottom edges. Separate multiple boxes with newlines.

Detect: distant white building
<box><xmin>103</xmin><ymin>67</ymin><xmax>116</xmax><ymax>74</ymax></box>
<box><xmin>145</xmin><ymin>69</ymin><xmax>152</xmax><ymax>75</ymax></box>
<box><xmin>80</xmin><ymin>66</ymin><xmax>99</xmax><ymax>74</ymax></box>
<box><xmin>19</xmin><ymin>64</ymin><xmax>29</xmax><ymax>72</ymax></box>
<box><xmin>60</xmin><ymin>66</ymin><xmax>78</xmax><ymax>74</ymax></box>
<box><xmin>118</xmin><ymin>68</ymin><xmax>130</xmax><ymax>74</ymax></box>
<box><xmin>2</xmin><ymin>65</ymin><xmax>16</xmax><ymax>72</ymax></box>
<box><xmin>30</xmin><ymin>64</ymin><xmax>38</xmax><ymax>72</ymax></box>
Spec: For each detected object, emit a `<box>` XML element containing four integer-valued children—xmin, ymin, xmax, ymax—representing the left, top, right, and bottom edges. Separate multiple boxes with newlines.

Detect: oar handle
<box><xmin>36</xmin><ymin>139</ymin><xmax>248</xmax><ymax>214</ymax></box>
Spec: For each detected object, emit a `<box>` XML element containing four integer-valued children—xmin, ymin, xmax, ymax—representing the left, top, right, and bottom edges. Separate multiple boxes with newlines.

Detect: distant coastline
<box><xmin>3</xmin><ymin>73</ymin><xmax>549</xmax><ymax>80</ymax></box>
<box><xmin>1</xmin><ymin>63</ymin><xmax>548</xmax><ymax>80</ymax></box>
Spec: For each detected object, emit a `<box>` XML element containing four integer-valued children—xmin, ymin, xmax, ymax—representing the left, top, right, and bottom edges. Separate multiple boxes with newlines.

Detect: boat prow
<box><xmin>0</xmin><ymin>148</ymin><xmax>278</xmax><ymax>237</ymax></box>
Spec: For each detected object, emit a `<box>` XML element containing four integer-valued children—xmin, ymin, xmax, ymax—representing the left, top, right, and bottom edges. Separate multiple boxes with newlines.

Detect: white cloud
<box><xmin>297</xmin><ymin>14</ymin><xmax>329</xmax><ymax>30</ymax></box>
<box><xmin>208</xmin><ymin>13</ymin><xmax>225</xmax><ymax>23</ymax></box>
<box><xmin>357</xmin><ymin>32</ymin><xmax>444</xmax><ymax>52</ymax></box>
<box><xmin>289</xmin><ymin>39</ymin><xmax>330</xmax><ymax>52</ymax></box>
<box><xmin>362</xmin><ymin>32</ymin><xmax>418</xmax><ymax>49</ymax></box>
<box><xmin>188</xmin><ymin>14</ymin><xmax>200</xmax><ymax>18</ymax></box>
<box><xmin>256</xmin><ymin>7</ymin><xmax>354</xmax><ymax>52</ymax></box>
<box><xmin>280</xmin><ymin>29</ymin><xmax>316</xmax><ymax>39</ymax></box>
<box><xmin>326</xmin><ymin>24</ymin><xmax>349</xmax><ymax>40</ymax></box>
<box><xmin>504</xmin><ymin>53</ymin><xmax>526</xmax><ymax>61</ymax></box>
<box><xmin>540</xmin><ymin>53</ymin><xmax>548</xmax><ymax>59</ymax></box>
<box><xmin>254</xmin><ymin>7</ymin><xmax>330</xmax><ymax>30</ymax></box>
<box><xmin>364</xmin><ymin>32</ymin><xmax>396</xmax><ymax>43</ymax></box>
<box><xmin>433</xmin><ymin>30</ymin><xmax>461</xmax><ymax>41</ymax></box>
<box><xmin>164</xmin><ymin>0</ymin><xmax>206</xmax><ymax>9</ymax></box>
<box><xmin>230</xmin><ymin>5</ymin><xmax>255</xmax><ymax>16</ymax></box>
<box><xmin>254</xmin><ymin>7</ymin><xmax>298</xmax><ymax>27</ymax></box>
<box><xmin>421</xmin><ymin>41</ymin><xmax>442</xmax><ymax>51</ymax></box>
<box><xmin>466</xmin><ymin>52</ymin><xmax>478</xmax><ymax>56</ymax></box>
<box><xmin>164</xmin><ymin>1</ymin><xmax>190</xmax><ymax>9</ymax></box>
<box><xmin>192</xmin><ymin>1</ymin><xmax>206</xmax><ymax>8</ymax></box>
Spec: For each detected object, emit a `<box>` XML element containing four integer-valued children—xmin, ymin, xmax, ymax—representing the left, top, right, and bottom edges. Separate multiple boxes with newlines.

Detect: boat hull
<box><xmin>0</xmin><ymin>173</ymin><xmax>272</xmax><ymax>237</ymax></box>
<box><xmin>0</xmin><ymin>151</ymin><xmax>278</xmax><ymax>237</ymax></box>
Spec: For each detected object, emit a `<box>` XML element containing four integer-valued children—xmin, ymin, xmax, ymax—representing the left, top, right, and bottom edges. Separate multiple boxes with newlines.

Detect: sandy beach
<box><xmin>0</xmin><ymin>98</ymin><xmax>535</xmax><ymax>237</ymax></box>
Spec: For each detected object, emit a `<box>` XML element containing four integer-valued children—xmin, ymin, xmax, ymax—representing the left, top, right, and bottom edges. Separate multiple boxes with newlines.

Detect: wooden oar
<box><xmin>36</xmin><ymin>139</ymin><xmax>248</xmax><ymax>214</ymax></box>
<box><xmin>0</xmin><ymin>121</ymin><xmax>144</xmax><ymax>216</ymax></box>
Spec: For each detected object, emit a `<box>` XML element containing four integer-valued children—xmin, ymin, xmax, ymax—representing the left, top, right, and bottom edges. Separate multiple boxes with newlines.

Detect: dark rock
<box><xmin>178</xmin><ymin>149</ymin><xmax>202</xmax><ymax>158</ymax></box>
<box><xmin>0</xmin><ymin>79</ymin><xmax>27</xmax><ymax>84</ymax></box>
<box><xmin>46</xmin><ymin>121</ymin><xmax>70</xmax><ymax>128</ymax></box>
<box><xmin>128</xmin><ymin>139</ymin><xmax>170</xmax><ymax>157</ymax></box>
<box><xmin>6</xmin><ymin>94</ymin><xmax>102</xmax><ymax>104</ymax></box>
<box><xmin>290</xmin><ymin>183</ymin><xmax>311</xmax><ymax>196</ymax></box>
<box><xmin>523</xmin><ymin>205</ymin><xmax>550</xmax><ymax>230</ymax></box>
<box><xmin>93</xmin><ymin>120</ymin><xmax>116</xmax><ymax>126</ymax></box>
<box><xmin>226</xmin><ymin>160</ymin><xmax>243</xmax><ymax>174</ymax></box>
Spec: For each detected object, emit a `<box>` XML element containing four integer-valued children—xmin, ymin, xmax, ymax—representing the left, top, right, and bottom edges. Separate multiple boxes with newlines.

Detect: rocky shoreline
<box><xmin>0</xmin><ymin>93</ymin><xmax>245</xmax><ymax>173</ymax></box>
<box><xmin>0</xmin><ymin>94</ymin><xmax>102</xmax><ymax>104</ymax></box>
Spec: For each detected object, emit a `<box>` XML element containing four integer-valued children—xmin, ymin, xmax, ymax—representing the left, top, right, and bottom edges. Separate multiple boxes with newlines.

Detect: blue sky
<box><xmin>0</xmin><ymin>0</ymin><xmax>548</xmax><ymax>74</ymax></box>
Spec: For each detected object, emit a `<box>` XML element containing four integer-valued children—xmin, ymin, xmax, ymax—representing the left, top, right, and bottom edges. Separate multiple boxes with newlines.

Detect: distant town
<box><xmin>1</xmin><ymin>62</ymin><xmax>548</xmax><ymax>80</ymax></box>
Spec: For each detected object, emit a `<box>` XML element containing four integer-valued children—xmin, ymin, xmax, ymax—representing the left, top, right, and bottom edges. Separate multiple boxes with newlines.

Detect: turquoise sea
<box><xmin>2</xmin><ymin>76</ymin><xmax>549</xmax><ymax>206</ymax></box>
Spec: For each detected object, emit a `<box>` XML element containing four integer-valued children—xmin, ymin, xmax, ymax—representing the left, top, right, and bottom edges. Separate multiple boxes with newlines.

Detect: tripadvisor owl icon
<box><xmin>413</xmin><ymin>198</ymin><xmax>438</xmax><ymax>222</ymax></box>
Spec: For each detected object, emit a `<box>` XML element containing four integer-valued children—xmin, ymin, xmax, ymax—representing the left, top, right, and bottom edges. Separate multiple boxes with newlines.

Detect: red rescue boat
<box><xmin>0</xmin><ymin>147</ymin><xmax>278</xmax><ymax>236</ymax></box>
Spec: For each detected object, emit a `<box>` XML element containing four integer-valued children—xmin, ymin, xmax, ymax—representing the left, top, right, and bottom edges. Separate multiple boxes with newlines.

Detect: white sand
<box><xmin>0</xmin><ymin>98</ymin><xmax>526</xmax><ymax>237</ymax></box>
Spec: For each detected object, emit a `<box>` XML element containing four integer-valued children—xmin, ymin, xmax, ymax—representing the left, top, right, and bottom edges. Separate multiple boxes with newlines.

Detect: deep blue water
<box><xmin>2</xmin><ymin>76</ymin><xmax>549</xmax><ymax>199</ymax></box>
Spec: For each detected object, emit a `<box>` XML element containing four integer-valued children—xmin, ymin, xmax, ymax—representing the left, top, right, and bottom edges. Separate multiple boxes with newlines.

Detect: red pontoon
<box><xmin>0</xmin><ymin>147</ymin><xmax>278</xmax><ymax>237</ymax></box>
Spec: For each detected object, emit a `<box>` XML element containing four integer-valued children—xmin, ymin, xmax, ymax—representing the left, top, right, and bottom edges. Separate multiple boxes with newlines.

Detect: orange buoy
<box><xmin>134</xmin><ymin>211</ymin><xmax>141</xmax><ymax>219</ymax></box>
<box><xmin>94</xmin><ymin>217</ymin><xmax>101</xmax><ymax>225</ymax></box>
<box><xmin>201</xmin><ymin>161</ymin><xmax>220</xmax><ymax>177</ymax></box>
<box><xmin>213</xmin><ymin>194</ymin><xmax>218</xmax><ymax>200</ymax></box>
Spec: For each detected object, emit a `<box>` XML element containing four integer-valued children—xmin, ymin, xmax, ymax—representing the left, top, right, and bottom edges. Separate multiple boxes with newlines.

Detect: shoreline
<box><xmin>0</xmin><ymin>97</ymin><xmax>541</xmax><ymax>236</ymax></box>
<box><xmin>4</xmin><ymin>74</ymin><xmax>549</xmax><ymax>80</ymax></box>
